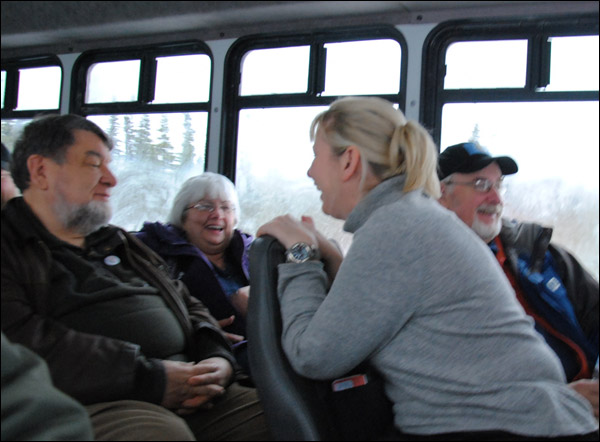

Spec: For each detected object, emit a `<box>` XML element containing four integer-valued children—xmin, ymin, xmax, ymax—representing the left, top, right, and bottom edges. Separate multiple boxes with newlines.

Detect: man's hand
<box><xmin>160</xmin><ymin>358</ymin><xmax>233</xmax><ymax>414</ymax></box>
<box><xmin>569</xmin><ymin>379</ymin><xmax>599</xmax><ymax>419</ymax></box>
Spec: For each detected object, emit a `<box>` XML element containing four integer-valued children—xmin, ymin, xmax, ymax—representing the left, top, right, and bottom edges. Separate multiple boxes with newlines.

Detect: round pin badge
<box><xmin>104</xmin><ymin>255</ymin><xmax>121</xmax><ymax>266</ymax></box>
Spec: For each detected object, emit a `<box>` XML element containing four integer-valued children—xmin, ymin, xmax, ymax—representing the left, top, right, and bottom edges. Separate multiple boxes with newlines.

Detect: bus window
<box><xmin>545</xmin><ymin>35</ymin><xmax>599</xmax><ymax>91</ymax></box>
<box><xmin>323</xmin><ymin>39</ymin><xmax>401</xmax><ymax>96</ymax></box>
<box><xmin>444</xmin><ymin>40</ymin><xmax>527</xmax><ymax>89</ymax></box>
<box><xmin>1</xmin><ymin>70</ymin><xmax>5</xmax><ymax>108</ymax></box>
<box><xmin>72</xmin><ymin>43</ymin><xmax>211</xmax><ymax>231</ymax></box>
<box><xmin>240</xmin><ymin>46</ymin><xmax>310</xmax><ymax>95</ymax></box>
<box><xmin>153</xmin><ymin>54</ymin><xmax>211</xmax><ymax>103</ymax></box>
<box><xmin>236</xmin><ymin>105</ymin><xmax>331</xmax><ymax>236</ymax></box>
<box><xmin>87</xmin><ymin>112</ymin><xmax>207</xmax><ymax>231</ymax></box>
<box><xmin>423</xmin><ymin>17</ymin><xmax>599</xmax><ymax>279</ymax></box>
<box><xmin>17</xmin><ymin>66</ymin><xmax>61</xmax><ymax>111</ymax></box>
<box><xmin>86</xmin><ymin>60</ymin><xmax>140</xmax><ymax>103</ymax></box>
<box><xmin>1</xmin><ymin>57</ymin><xmax>62</xmax><ymax>119</ymax></box>
<box><xmin>226</xmin><ymin>28</ymin><xmax>405</xmax><ymax>251</ymax></box>
<box><xmin>1</xmin><ymin>57</ymin><xmax>62</xmax><ymax>151</ymax></box>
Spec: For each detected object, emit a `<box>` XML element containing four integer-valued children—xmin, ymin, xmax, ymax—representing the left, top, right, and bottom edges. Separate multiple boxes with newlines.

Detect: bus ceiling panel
<box><xmin>2</xmin><ymin>1</ymin><xmax>598</xmax><ymax>58</ymax></box>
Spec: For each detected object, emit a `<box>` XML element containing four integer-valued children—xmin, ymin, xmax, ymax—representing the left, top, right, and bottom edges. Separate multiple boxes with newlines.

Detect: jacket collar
<box><xmin>3</xmin><ymin>197</ymin><xmax>51</xmax><ymax>243</ymax></box>
<box><xmin>499</xmin><ymin>218</ymin><xmax>552</xmax><ymax>251</ymax></box>
<box><xmin>140</xmin><ymin>222</ymin><xmax>192</xmax><ymax>251</ymax></box>
<box><xmin>139</xmin><ymin>220</ymin><xmax>251</xmax><ymax>260</ymax></box>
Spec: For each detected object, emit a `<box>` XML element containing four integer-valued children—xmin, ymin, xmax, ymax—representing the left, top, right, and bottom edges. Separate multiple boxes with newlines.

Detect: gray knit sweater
<box><xmin>277</xmin><ymin>175</ymin><xmax>597</xmax><ymax>437</ymax></box>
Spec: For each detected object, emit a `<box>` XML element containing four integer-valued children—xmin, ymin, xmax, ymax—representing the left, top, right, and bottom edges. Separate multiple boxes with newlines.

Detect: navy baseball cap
<box><xmin>438</xmin><ymin>142</ymin><xmax>518</xmax><ymax>180</ymax></box>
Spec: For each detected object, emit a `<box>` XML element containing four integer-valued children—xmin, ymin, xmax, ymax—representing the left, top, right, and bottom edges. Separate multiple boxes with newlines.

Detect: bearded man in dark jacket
<box><xmin>1</xmin><ymin>114</ymin><xmax>269</xmax><ymax>440</ymax></box>
<box><xmin>438</xmin><ymin>142</ymin><xmax>599</xmax><ymax>419</ymax></box>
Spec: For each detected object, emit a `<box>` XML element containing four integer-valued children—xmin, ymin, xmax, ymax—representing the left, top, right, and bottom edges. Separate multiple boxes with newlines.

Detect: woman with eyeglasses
<box><xmin>137</xmin><ymin>172</ymin><xmax>253</xmax><ymax>375</ymax></box>
<box><xmin>257</xmin><ymin>96</ymin><xmax>598</xmax><ymax>440</ymax></box>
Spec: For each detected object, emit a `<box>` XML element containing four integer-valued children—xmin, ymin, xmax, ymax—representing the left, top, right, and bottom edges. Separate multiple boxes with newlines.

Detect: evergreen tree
<box><xmin>135</xmin><ymin>114</ymin><xmax>154</xmax><ymax>163</ymax></box>
<box><xmin>155</xmin><ymin>115</ymin><xmax>177</xmax><ymax>167</ymax></box>
<box><xmin>123</xmin><ymin>115</ymin><xmax>135</xmax><ymax>157</ymax></box>
<box><xmin>469</xmin><ymin>123</ymin><xmax>481</xmax><ymax>144</ymax></box>
<box><xmin>180</xmin><ymin>113</ymin><xmax>195</xmax><ymax>167</ymax></box>
<box><xmin>106</xmin><ymin>114</ymin><xmax>122</xmax><ymax>155</ymax></box>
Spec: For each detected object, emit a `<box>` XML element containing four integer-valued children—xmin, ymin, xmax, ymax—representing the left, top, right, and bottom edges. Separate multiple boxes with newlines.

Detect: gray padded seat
<box><xmin>247</xmin><ymin>235</ymin><xmax>394</xmax><ymax>441</ymax></box>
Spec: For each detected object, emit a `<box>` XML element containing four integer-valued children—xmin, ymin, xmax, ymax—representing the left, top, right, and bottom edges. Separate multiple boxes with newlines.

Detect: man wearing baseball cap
<box><xmin>438</xmin><ymin>142</ymin><xmax>598</xmax><ymax>418</ymax></box>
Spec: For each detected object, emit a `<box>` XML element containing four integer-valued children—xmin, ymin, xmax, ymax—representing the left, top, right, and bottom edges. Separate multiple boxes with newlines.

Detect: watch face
<box><xmin>287</xmin><ymin>242</ymin><xmax>314</xmax><ymax>263</ymax></box>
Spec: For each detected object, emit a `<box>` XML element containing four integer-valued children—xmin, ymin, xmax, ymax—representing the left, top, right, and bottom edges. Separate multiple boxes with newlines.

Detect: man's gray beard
<box><xmin>471</xmin><ymin>216</ymin><xmax>502</xmax><ymax>244</ymax></box>
<box><xmin>54</xmin><ymin>196</ymin><xmax>112</xmax><ymax>237</ymax></box>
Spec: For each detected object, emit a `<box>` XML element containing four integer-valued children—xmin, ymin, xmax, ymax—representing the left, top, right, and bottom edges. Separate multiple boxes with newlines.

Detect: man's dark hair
<box><xmin>11</xmin><ymin>114</ymin><xmax>113</xmax><ymax>192</ymax></box>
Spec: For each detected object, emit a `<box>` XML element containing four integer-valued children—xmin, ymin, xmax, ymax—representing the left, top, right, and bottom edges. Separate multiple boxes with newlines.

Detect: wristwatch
<box><xmin>285</xmin><ymin>242</ymin><xmax>319</xmax><ymax>263</ymax></box>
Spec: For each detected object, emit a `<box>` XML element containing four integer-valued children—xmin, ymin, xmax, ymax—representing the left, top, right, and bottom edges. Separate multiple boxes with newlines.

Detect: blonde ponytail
<box><xmin>384</xmin><ymin>123</ymin><xmax>408</xmax><ymax>178</ymax></box>
<box><xmin>387</xmin><ymin>120</ymin><xmax>440</xmax><ymax>198</ymax></box>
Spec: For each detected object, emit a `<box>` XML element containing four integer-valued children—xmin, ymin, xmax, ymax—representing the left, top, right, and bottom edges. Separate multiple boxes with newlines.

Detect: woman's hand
<box><xmin>257</xmin><ymin>215</ymin><xmax>318</xmax><ymax>250</ymax></box>
<box><xmin>301</xmin><ymin>216</ymin><xmax>344</xmax><ymax>281</ymax></box>
<box><xmin>217</xmin><ymin>316</ymin><xmax>245</xmax><ymax>343</ymax></box>
<box><xmin>230</xmin><ymin>286</ymin><xmax>250</xmax><ymax>318</ymax></box>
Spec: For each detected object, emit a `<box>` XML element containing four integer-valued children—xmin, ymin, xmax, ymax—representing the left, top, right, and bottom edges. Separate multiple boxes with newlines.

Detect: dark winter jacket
<box><xmin>495</xmin><ymin>218</ymin><xmax>599</xmax><ymax>381</ymax></box>
<box><xmin>136</xmin><ymin>222</ymin><xmax>252</xmax><ymax>337</ymax></box>
<box><xmin>1</xmin><ymin>197</ymin><xmax>235</xmax><ymax>405</ymax></box>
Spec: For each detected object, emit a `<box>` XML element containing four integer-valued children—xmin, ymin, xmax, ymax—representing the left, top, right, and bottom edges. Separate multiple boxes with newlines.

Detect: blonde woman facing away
<box><xmin>257</xmin><ymin>97</ymin><xmax>598</xmax><ymax>440</ymax></box>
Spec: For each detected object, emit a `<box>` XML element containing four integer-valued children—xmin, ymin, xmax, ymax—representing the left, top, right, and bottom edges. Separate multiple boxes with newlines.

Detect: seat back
<box><xmin>247</xmin><ymin>235</ymin><xmax>394</xmax><ymax>441</ymax></box>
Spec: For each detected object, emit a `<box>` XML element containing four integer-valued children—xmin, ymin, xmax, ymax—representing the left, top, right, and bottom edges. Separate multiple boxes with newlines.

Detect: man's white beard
<box><xmin>471</xmin><ymin>214</ymin><xmax>502</xmax><ymax>244</ymax></box>
<box><xmin>54</xmin><ymin>193</ymin><xmax>112</xmax><ymax>237</ymax></box>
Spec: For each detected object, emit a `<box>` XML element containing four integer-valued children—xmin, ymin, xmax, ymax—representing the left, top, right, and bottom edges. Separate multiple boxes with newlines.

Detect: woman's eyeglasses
<box><xmin>187</xmin><ymin>202</ymin><xmax>235</xmax><ymax>213</ymax></box>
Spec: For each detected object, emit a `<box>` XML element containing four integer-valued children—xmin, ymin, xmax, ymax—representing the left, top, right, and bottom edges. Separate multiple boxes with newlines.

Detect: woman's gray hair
<box><xmin>168</xmin><ymin>172</ymin><xmax>240</xmax><ymax>227</ymax></box>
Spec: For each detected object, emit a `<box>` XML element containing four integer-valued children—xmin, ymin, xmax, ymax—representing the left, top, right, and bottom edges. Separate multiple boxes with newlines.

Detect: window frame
<box><xmin>71</xmin><ymin>40</ymin><xmax>213</xmax><ymax>117</ymax></box>
<box><xmin>1</xmin><ymin>55</ymin><xmax>63</xmax><ymax>119</ymax></box>
<box><xmin>221</xmin><ymin>25</ymin><xmax>407</xmax><ymax>180</ymax></box>
<box><xmin>420</xmin><ymin>14</ymin><xmax>599</xmax><ymax>146</ymax></box>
